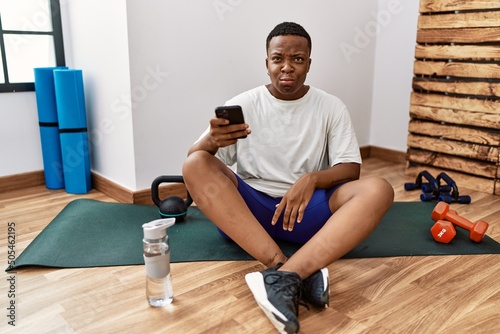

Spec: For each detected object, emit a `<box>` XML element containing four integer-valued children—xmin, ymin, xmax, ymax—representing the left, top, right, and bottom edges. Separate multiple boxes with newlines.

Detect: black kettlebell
<box><xmin>151</xmin><ymin>175</ymin><xmax>193</xmax><ymax>221</ymax></box>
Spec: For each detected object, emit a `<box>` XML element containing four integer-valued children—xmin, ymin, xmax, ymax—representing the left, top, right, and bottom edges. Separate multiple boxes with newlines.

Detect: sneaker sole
<box><xmin>245</xmin><ymin>272</ymin><xmax>298</xmax><ymax>334</ymax></box>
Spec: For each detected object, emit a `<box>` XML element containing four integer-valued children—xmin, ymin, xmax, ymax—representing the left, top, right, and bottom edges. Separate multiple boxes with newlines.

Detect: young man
<box><xmin>182</xmin><ymin>22</ymin><xmax>394</xmax><ymax>334</ymax></box>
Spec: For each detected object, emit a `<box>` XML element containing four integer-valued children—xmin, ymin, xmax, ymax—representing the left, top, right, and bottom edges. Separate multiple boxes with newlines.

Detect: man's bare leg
<box><xmin>182</xmin><ymin>151</ymin><xmax>287</xmax><ymax>267</ymax></box>
<box><xmin>184</xmin><ymin>151</ymin><xmax>394</xmax><ymax>277</ymax></box>
<box><xmin>280</xmin><ymin>177</ymin><xmax>394</xmax><ymax>279</ymax></box>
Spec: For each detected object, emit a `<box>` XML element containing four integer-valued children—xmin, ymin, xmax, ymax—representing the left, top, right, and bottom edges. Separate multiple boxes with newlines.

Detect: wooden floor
<box><xmin>1</xmin><ymin>158</ymin><xmax>499</xmax><ymax>334</ymax></box>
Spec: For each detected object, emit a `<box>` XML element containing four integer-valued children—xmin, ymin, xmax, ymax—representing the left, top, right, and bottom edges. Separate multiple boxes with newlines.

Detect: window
<box><xmin>0</xmin><ymin>0</ymin><xmax>65</xmax><ymax>92</ymax></box>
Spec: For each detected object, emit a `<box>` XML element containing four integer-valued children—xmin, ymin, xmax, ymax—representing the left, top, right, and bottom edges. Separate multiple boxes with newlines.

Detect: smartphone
<box><xmin>215</xmin><ymin>105</ymin><xmax>247</xmax><ymax>138</ymax></box>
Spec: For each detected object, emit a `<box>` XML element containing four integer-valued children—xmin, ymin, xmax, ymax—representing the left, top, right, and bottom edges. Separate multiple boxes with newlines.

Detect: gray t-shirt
<box><xmin>202</xmin><ymin>85</ymin><xmax>361</xmax><ymax>197</ymax></box>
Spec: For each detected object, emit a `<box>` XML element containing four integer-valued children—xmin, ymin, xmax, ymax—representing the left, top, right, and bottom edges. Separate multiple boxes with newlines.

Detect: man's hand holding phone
<box><xmin>213</xmin><ymin>105</ymin><xmax>250</xmax><ymax>145</ymax></box>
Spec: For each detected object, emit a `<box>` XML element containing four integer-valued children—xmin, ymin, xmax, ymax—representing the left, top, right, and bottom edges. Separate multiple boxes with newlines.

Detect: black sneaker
<box><xmin>302</xmin><ymin>268</ymin><xmax>329</xmax><ymax>308</ymax></box>
<box><xmin>245</xmin><ymin>266</ymin><xmax>302</xmax><ymax>334</ymax></box>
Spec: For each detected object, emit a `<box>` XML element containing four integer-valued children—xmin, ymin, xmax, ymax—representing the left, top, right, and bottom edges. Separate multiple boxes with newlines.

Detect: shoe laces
<box><xmin>264</xmin><ymin>272</ymin><xmax>309</xmax><ymax>313</ymax></box>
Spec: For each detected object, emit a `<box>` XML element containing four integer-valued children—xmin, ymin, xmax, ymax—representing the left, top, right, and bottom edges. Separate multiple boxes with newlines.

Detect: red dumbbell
<box><xmin>431</xmin><ymin>202</ymin><xmax>489</xmax><ymax>242</ymax></box>
<box><xmin>430</xmin><ymin>220</ymin><xmax>456</xmax><ymax>243</ymax></box>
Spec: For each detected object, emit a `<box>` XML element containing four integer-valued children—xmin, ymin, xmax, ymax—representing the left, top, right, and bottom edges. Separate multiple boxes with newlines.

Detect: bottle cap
<box><xmin>142</xmin><ymin>218</ymin><xmax>175</xmax><ymax>239</ymax></box>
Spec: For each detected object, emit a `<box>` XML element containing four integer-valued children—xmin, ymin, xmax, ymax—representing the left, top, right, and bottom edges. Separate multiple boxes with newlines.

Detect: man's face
<box><xmin>266</xmin><ymin>34</ymin><xmax>311</xmax><ymax>100</ymax></box>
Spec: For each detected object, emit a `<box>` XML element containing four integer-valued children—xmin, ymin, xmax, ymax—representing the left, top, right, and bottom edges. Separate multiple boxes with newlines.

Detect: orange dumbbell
<box><xmin>430</xmin><ymin>220</ymin><xmax>456</xmax><ymax>244</ymax></box>
<box><xmin>431</xmin><ymin>202</ymin><xmax>489</xmax><ymax>243</ymax></box>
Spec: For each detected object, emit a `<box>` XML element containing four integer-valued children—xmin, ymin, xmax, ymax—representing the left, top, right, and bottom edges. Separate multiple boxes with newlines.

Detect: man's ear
<box><xmin>307</xmin><ymin>58</ymin><xmax>312</xmax><ymax>72</ymax></box>
<box><xmin>265</xmin><ymin>57</ymin><xmax>269</xmax><ymax>72</ymax></box>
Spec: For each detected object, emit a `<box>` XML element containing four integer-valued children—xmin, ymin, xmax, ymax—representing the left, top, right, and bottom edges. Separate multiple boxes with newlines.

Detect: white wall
<box><xmin>0</xmin><ymin>0</ymin><xmax>419</xmax><ymax>191</ymax></box>
<box><xmin>126</xmin><ymin>0</ymin><xmax>381</xmax><ymax>190</ymax></box>
<box><xmin>0</xmin><ymin>92</ymin><xmax>41</xmax><ymax>175</ymax></box>
<box><xmin>370</xmin><ymin>0</ymin><xmax>419</xmax><ymax>150</ymax></box>
<box><xmin>64</xmin><ymin>0</ymin><xmax>136</xmax><ymax>189</ymax></box>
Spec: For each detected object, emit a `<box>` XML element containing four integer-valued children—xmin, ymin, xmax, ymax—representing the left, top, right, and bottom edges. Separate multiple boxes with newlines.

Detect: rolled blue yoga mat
<box><xmin>53</xmin><ymin>69</ymin><xmax>87</xmax><ymax>129</ymax></box>
<box><xmin>38</xmin><ymin>126</ymin><xmax>64</xmax><ymax>188</ymax></box>
<box><xmin>59</xmin><ymin>132</ymin><xmax>92</xmax><ymax>194</ymax></box>
<box><xmin>53</xmin><ymin>69</ymin><xmax>92</xmax><ymax>194</ymax></box>
<box><xmin>34</xmin><ymin>66</ymin><xmax>68</xmax><ymax>189</ymax></box>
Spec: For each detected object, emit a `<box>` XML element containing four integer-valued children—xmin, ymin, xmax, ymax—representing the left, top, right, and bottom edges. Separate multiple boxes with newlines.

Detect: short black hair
<box><xmin>266</xmin><ymin>22</ymin><xmax>312</xmax><ymax>55</ymax></box>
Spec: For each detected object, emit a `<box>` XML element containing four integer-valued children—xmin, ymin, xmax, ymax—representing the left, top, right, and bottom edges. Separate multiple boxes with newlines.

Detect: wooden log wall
<box><xmin>407</xmin><ymin>0</ymin><xmax>500</xmax><ymax>195</ymax></box>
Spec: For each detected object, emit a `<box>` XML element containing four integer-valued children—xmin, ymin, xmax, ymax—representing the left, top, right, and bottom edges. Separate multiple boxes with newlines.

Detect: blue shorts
<box><xmin>219</xmin><ymin>174</ymin><xmax>343</xmax><ymax>244</ymax></box>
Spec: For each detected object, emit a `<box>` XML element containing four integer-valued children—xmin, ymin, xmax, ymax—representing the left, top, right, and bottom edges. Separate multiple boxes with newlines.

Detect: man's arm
<box><xmin>187</xmin><ymin>117</ymin><xmax>250</xmax><ymax>156</ymax></box>
<box><xmin>187</xmin><ymin>132</ymin><xmax>219</xmax><ymax>156</ymax></box>
<box><xmin>307</xmin><ymin>162</ymin><xmax>360</xmax><ymax>189</ymax></box>
<box><xmin>272</xmin><ymin>162</ymin><xmax>360</xmax><ymax>231</ymax></box>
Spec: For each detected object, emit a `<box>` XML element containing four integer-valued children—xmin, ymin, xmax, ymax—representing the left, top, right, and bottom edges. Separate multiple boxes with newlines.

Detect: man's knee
<box><xmin>182</xmin><ymin>152</ymin><xmax>237</xmax><ymax>191</ymax></box>
<box><xmin>359</xmin><ymin>177</ymin><xmax>395</xmax><ymax>206</ymax></box>
<box><xmin>331</xmin><ymin>177</ymin><xmax>394</xmax><ymax>209</ymax></box>
<box><xmin>183</xmin><ymin>151</ymin><xmax>209</xmax><ymax>175</ymax></box>
<box><xmin>182</xmin><ymin>151</ymin><xmax>221</xmax><ymax>183</ymax></box>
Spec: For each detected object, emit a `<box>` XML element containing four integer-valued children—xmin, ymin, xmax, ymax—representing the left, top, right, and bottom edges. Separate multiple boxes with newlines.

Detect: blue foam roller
<box><xmin>53</xmin><ymin>69</ymin><xmax>88</xmax><ymax>129</ymax></box>
<box><xmin>38</xmin><ymin>126</ymin><xmax>65</xmax><ymax>189</ymax></box>
<box><xmin>53</xmin><ymin>69</ymin><xmax>92</xmax><ymax>194</ymax></box>
<box><xmin>34</xmin><ymin>67</ymin><xmax>68</xmax><ymax>122</ymax></box>
<box><xmin>59</xmin><ymin>132</ymin><xmax>92</xmax><ymax>194</ymax></box>
<box><xmin>34</xmin><ymin>66</ymin><xmax>68</xmax><ymax>189</ymax></box>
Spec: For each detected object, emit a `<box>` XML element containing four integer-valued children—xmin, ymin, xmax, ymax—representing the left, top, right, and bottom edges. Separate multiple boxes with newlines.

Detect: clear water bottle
<box><xmin>142</xmin><ymin>218</ymin><xmax>175</xmax><ymax>307</ymax></box>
